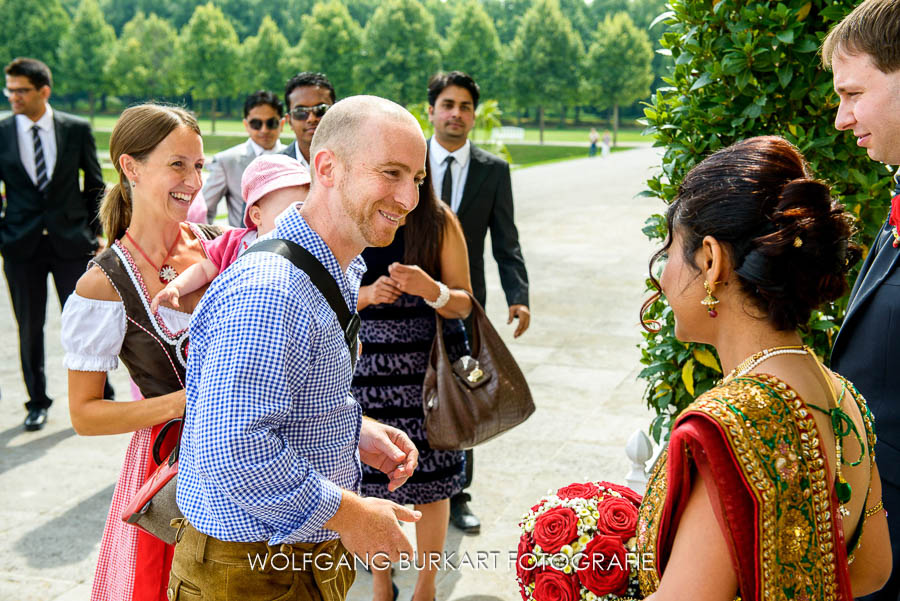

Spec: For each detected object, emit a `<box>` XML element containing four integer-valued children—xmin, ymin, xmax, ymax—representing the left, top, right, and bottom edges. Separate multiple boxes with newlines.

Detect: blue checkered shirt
<box><xmin>177</xmin><ymin>204</ymin><xmax>365</xmax><ymax>544</ymax></box>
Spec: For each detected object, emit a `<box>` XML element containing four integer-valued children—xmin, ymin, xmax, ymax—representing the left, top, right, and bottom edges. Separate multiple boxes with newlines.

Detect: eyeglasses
<box><xmin>290</xmin><ymin>103</ymin><xmax>330</xmax><ymax>121</ymax></box>
<box><xmin>247</xmin><ymin>117</ymin><xmax>281</xmax><ymax>130</ymax></box>
<box><xmin>3</xmin><ymin>87</ymin><xmax>36</xmax><ymax>97</ymax></box>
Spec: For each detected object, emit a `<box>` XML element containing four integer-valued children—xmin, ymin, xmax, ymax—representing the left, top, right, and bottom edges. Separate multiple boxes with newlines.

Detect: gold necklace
<box><xmin>720</xmin><ymin>344</ymin><xmax>808</xmax><ymax>385</ymax></box>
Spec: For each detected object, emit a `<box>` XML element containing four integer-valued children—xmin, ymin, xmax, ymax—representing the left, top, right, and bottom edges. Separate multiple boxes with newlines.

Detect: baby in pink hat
<box><xmin>151</xmin><ymin>154</ymin><xmax>310</xmax><ymax>311</ymax></box>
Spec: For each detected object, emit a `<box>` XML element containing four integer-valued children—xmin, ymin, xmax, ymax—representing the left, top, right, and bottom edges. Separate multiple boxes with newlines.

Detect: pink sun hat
<box><xmin>241</xmin><ymin>153</ymin><xmax>311</xmax><ymax>228</ymax></box>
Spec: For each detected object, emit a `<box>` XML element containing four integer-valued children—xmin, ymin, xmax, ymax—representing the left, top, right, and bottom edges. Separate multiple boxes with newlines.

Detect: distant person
<box><xmin>589</xmin><ymin>127</ymin><xmax>599</xmax><ymax>157</ymax></box>
<box><xmin>601</xmin><ymin>129</ymin><xmax>612</xmax><ymax>158</ymax></box>
<box><xmin>61</xmin><ymin>103</ymin><xmax>223</xmax><ymax>601</ymax></box>
<box><xmin>153</xmin><ymin>154</ymin><xmax>309</xmax><ymax>312</ymax></box>
<box><xmin>0</xmin><ymin>57</ymin><xmax>110</xmax><ymax>431</ymax></box>
<box><xmin>824</xmin><ymin>0</ymin><xmax>900</xmax><ymax>598</ymax></box>
<box><xmin>426</xmin><ymin>70</ymin><xmax>530</xmax><ymax>535</ymax></box>
<box><xmin>281</xmin><ymin>71</ymin><xmax>334</xmax><ymax>169</ymax></box>
<box><xmin>202</xmin><ymin>90</ymin><xmax>285</xmax><ymax>226</ymax></box>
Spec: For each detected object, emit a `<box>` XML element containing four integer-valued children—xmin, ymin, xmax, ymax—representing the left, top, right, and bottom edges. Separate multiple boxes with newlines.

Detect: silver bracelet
<box><xmin>424</xmin><ymin>281</ymin><xmax>450</xmax><ymax>309</ymax></box>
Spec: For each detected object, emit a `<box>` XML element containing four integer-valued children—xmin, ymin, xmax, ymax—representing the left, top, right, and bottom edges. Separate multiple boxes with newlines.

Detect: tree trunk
<box><xmin>559</xmin><ymin>104</ymin><xmax>566</xmax><ymax>128</ymax></box>
<box><xmin>612</xmin><ymin>103</ymin><xmax>619</xmax><ymax>148</ymax></box>
<box><xmin>211</xmin><ymin>97</ymin><xmax>217</xmax><ymax>134</ymax></box>
<box><xmin>538</xmin><ymin>106</ymin><xmax>544</xmax><ymax>145</ymax></box>
<box><xmin>101</xmin><ymin>93</ymin><xmax>107</xmax><ymax>113</ymax></box>
<box><xmin>574</xmin><ymin>105</ymin><xmax>581</xmax><ymax>125</ymax></box>
<box><xmin>88</xmin><ymin>92</ymin><xmax>95</xmax><ymax>126</ymax></box>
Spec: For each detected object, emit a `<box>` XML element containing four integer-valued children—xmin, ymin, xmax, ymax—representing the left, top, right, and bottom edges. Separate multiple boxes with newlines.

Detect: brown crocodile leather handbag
<box><xmin>422</xmin><ymin>293</ymin><xmax>534</xmax><ymax>450</ymax></box>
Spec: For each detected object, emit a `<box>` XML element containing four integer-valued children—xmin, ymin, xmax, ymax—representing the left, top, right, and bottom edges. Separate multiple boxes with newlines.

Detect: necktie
<box><xmin>441</xmin><ymin>155</ymin><xmax>454</xmax><ymax>206</ymax></box>
<box><xmin>32</xmin><ymin>125</ymin><xmax>49</xmax><ymax>193</ymax></box>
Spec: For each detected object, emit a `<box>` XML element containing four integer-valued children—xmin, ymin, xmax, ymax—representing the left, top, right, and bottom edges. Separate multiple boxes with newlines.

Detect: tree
<box><xmin>638</xmin><ymin>0</ymin><xmax>895</xmax><ymax>442</ymax></box>
<box><xmin>0</xmin><ymin>0</ymin><xmax>71</xmax><ymax>69</ymax></box>
<box><xmin>356</xmin><ymin>0</ymin><xmax>442</xmax><ymax>106</ymax></box>
<box><xmin>479</xmin><ymin>0</ymin><xmax>531</xmax><ymax>45</ymax></box>
<box><xmin>582</xmin><ymin>12</ymin><xmax>654</xmax><ymax>146</ymax></box>
<box><xmin>442</xmin><ymin>0</ymin><xmax>503</xmax><ymax>96</ymax></box>
<box><xmin>179</xmin><ymin>2</ymin><xmax>240</xmax><ymax>133</ymax></box>
<box><xmin>56</xmin><ymin>0</ymin><xmax>116</xmax><ymax>123</ymax></box>
<box><xmin>240</xmin><ymin>16</ymin><xmax>290</xmax><ymax>97</ymax></box>
<box><xmin>509</xmin><ymin>0</ymin><xmax>583</xmax><ymax>143</ymax></box>
<box><xmin>293</xmin><ymin>0</ymin><xmax>363</xmax><ymax>97</ymax></box>
<box><xmin>340</xmin><ymin>0</ymin><xmax>381</xmax><ymax>29</ymax></box>
<box><xmin>106</xmin><ymin>12</ymin><xmax>179</xmax><ymax>101</ymax></box>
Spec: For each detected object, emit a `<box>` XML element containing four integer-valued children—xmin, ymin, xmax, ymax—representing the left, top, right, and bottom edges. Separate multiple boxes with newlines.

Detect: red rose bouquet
<box><xmin>516</xmin><ymin>481</ymin><xmax>643</xmax><ymax>601</ymax></box>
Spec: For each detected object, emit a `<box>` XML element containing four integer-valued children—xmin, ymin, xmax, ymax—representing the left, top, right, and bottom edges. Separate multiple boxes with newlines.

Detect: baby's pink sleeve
<box><xmin>201</xmin><ymin>228</ymin><xmax>248</xmax><ymax>273</ymax></box>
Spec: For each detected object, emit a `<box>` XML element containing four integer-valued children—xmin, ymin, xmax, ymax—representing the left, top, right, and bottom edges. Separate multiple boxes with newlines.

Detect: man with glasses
<box><xmin>0</xmin><ymin>57</ymin><xmax>107</xmax><ymax>431</ymax></box>
<box><xmin>281</xmin><ymin>72</ymin><xmax>335</xmax><ymax>169</ymax></box>
<box><xmin>203</xmin><ymin>90</ymin><xmax>286</xmax><ymax>227</ymax></box>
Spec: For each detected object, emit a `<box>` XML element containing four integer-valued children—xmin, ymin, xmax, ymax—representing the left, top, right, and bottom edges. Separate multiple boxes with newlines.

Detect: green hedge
<box><xmin>639</xmin><ymin>0</ymin><xmax>896</xmax><ymax>442</ymax></box>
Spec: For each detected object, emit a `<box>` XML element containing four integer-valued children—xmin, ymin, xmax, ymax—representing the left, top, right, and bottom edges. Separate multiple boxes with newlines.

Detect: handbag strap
<box><xmin>434</xmin><ymin>290</ymin><xmax>484</xmax><ymax>354</ymax></box>
<box><xmin>245</xmin><ymin>238</ymin><xmax>360</xmax><ymax>363</ymax></box>
<box><xmin>152</xmin><ymin>418</ymin><xmax>183</xmax><ymax>465</ymax></box>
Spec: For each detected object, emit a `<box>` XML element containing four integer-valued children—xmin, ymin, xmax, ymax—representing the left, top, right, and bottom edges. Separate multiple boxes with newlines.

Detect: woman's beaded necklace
<box><xmin>720</xmin><ymin>344</ymin><xmax>808</xmax><ymax>385</ymax></box>
<box><xmin>721</xmin><ymin>343</ymin><xmax>864</xmax><ymax>516</ymax></box>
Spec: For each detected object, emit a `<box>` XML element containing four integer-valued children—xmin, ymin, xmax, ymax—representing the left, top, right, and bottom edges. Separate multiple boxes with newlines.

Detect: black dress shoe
<box><xmin>450</xmin><ymin>493</ymin><xmax>481</xmax><ymax>534</ymax></box>
<box><xmin>24</xmin><ymin>408</ymin><xmax>48</xmax><ymax>431</ymax></box>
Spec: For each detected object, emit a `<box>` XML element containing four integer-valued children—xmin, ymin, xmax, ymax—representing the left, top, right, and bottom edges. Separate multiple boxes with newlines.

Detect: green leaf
<box><xmin>690</xmin><ymin>72</ymin><xmax>714</xmax><ymax>91</ymax></box>
<box><xmin>775</xmin><ymin>29</ymin><xmax>794</xmax><ymax>44</ymax></box>
<box><xmin>777</xmin><ymin>64</ymin><xmax>793</xmax><ymax>87</ymax></box>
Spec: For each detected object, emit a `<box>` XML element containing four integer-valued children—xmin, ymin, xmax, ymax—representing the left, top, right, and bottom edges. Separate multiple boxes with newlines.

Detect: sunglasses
<box><xmin>247</xmin><ymin>117</ymin><xmax>281</xmax><ymax>130</ymax></box>
<box><xmin>3</xmin><ymin>87</ymin><xmax>36</xmax><ymax>97</ymax></box>
<box><xmin>290</xmin><ymin>103</ymin><xmax>330</xmax><ymax>121</ymax></box>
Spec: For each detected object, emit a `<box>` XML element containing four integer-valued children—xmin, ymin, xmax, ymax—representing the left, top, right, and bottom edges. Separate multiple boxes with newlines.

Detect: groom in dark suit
<box><xmin>824</xmin><ymin>1</ymin><xmax>900</xmax><ymax>598</ymax></box>
<box><xmin>1</xmin><ymin>58</ymin><xmax>106</xmax><ymax>430</ymax></box>
<box><xmin>426</xmin><ymin>71</ymin><xmax>530</xmax><ymax>533</ymax></box>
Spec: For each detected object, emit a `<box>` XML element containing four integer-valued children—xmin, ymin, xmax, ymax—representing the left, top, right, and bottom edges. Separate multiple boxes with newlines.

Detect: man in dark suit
<box><xmin>281</xmin><ymin>72</ymin><xmax>335</xmax><ymax>170</ymax></box>
<box><xmin>1</xmin><ymin>57</ymin><xmax>106</xmax><ymax>431</ymax></box>
<box><xmin>824</xmin><ymin>1</ymin><xmax>900</xmax><ymax>598</ymax></box>
<box><xmin>426</xmin><ymin>70</ymin><xmax>530</xmax><ymax>533</ymax></box>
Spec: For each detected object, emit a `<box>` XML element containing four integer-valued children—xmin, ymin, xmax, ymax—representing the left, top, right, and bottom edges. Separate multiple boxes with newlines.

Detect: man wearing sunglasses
<box><xmin>202</xmin><ymin>90</ymin><xmax>286</xmax><ymax>227</ymax></box>
<box><xmin>281</xmin><ymin>72</ymin><xmax>335</xmax><ymax>169</ymax></box>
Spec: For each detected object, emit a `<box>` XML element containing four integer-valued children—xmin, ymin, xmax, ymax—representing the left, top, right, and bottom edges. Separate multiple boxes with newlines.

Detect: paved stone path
<box><xmin>0</xmin><ymin>145</ymin><xmax>663</xmax><ymax>601</ymax></box>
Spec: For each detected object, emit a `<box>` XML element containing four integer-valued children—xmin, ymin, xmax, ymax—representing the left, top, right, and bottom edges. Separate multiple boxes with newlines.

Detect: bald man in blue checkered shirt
<box><xmin>170</xmin><ymin>96</ymin><xmax>428</xmax><ymax>601</ymax></box>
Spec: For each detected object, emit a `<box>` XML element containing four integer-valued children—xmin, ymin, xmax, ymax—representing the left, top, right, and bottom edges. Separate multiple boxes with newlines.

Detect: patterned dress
<box><xmin>61</xmin><ymin>223</ymin><xmax>220</xmax><ymax>601</ymax></box>
<box><xmin>352</xmin><ymin>229</ymin><xmax>468</xmax><ymax>504</ymax></box>
<box><xmin>636</xmin><ymin>374</ymin><xmax>876</xmax><ymax>601</ymax></box>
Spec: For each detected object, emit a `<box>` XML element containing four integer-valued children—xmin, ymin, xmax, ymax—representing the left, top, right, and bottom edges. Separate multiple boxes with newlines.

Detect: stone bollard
<box><xmin>625</xmin><ymin>429</ymin><xmax>654</xmax><ymax>495</ymax></box>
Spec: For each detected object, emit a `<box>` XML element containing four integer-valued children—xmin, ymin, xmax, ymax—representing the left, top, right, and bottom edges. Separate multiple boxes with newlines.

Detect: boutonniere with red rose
<box><xmin>890</xmin><ymin>194</ymin><xmax>900</xmax><ymax>248</ymax></box>
<box><xmin>516</xmin><ymin>481</ymin><xmax>644</xmax><ymax>601</ymax></box>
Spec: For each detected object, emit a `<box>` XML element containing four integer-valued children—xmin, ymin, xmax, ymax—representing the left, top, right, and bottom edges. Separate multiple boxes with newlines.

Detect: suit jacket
<box><xmin>280</xmin><ymin>141</ymin><xmax>309</xmax><ymax>169</ymax></box>
<box><xmin>831</xmin><ymin>170</ymin><xmax>900</xmax><ymax>485</ymax></box>
<box><xmin>203</xmin><ymin>140</ymin><xmax>285</xmax><ymax>227</ymax></box>
<box><xmin>430</xmin><ymin>140</ymin><xmax>528</xmax><ymax>308</ymax></box>
<box><xmin>0</xmin><ymin>110</ymin><xmax>104</xmax><ymax>262</ymax></box>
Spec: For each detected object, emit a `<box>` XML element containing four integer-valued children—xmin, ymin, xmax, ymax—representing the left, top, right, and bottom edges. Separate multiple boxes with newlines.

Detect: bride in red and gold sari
<box><xmin>635</xmin><ymin>136</ymin><xmax>891</xmax><ymax>600</ymax></box>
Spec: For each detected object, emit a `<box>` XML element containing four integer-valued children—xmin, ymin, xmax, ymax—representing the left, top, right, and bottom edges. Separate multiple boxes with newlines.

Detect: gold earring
<box><xmin>701</xmin><ymin>280</ymin><xmax>719</xmax><ymax>318</ymax></box>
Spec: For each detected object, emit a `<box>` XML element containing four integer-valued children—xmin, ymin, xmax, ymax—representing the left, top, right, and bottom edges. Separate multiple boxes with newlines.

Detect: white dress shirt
<box><xmin>247</xmin><ymin>138</ymin><xmax>285</xmax><ymax>157</ymax></box>
<box><xmin>429</xmin><ymin>137</ymin><xmax>471</xmax><ymax>213</ymax></box>
<box><xmin>288</xmin><ymin>141</ymin><xmax>310</xmax><ymax>170</ymax></box>
<box><xmin>16</xmin><ymin>104</ymin><xmax>57</xmax><ymax>187</ymax></box>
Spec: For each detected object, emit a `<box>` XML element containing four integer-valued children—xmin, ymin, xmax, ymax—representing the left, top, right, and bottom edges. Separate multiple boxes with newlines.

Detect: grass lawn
<box><xmin>507</xmin><ymin>144</ymin><xmax>631</xmax><ymax>168</ymax></box>
<box><xmin>517</xmin><ymin>127</ymin><xmax>649</xmax><ymax>144</ymax></box>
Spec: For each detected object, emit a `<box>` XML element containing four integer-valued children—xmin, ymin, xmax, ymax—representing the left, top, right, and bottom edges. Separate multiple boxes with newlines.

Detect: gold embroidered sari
<box><xmin>636</xmin><ymin>374</ymin><xmax>875</xmax><ymax>601</ymax></box>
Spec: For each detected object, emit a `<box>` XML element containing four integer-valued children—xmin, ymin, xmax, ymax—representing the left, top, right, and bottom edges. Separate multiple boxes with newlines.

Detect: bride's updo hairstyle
<box><xmin>643</xmin><ymin>136</ymin><xmax>860</xmax><ymax>331</ymax></box>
